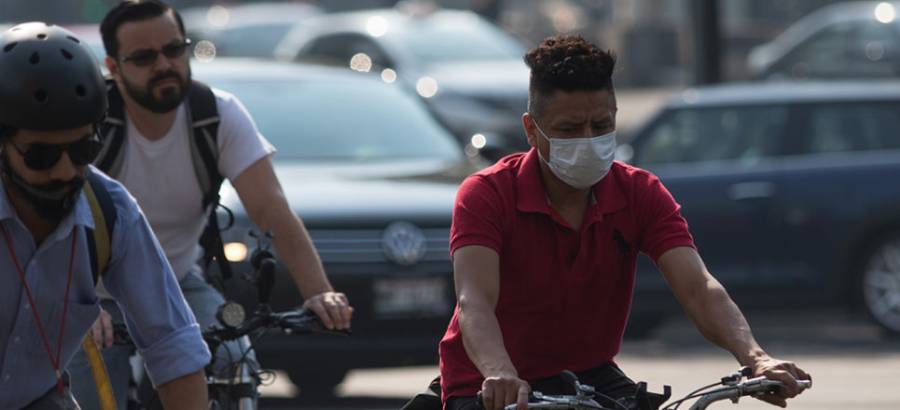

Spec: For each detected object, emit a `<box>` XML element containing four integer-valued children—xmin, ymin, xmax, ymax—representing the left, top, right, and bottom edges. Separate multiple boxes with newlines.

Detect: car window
<box><xmin>299</xmin><ymin>33</ymin><xmax>393</xmax><ymax>69</ymax></box>
<box><xmin>635</xmin><ymin>105</ymin><xmax>788</xmax><ymax>166</ymax></box>
<box><xmin>213</xmin><ymin>77</ymin><xmax>461</xmax><ymax>162</ymax></box>
<box><xmin>213</xmin><ymin>23</ymin><xmax>295</xmax><ymax>58</ymax></box>
<box><xmin>392</xmin><ymin>17</ymin><xmax>522</xmax><ymax>64</ymax></box>
<box><xmin>799</xmin><ymin>102</ymin><xmax>900</xmax><ymax>154</ymax></box>
<box><xmin>772</xmin><ymin>20</ymin><xmax>900</xmax><ymax>79</ymax></box>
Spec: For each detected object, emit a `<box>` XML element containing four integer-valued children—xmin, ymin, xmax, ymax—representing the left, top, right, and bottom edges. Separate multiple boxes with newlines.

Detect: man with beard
<box><xmin>66</xmin><ymin>1</ymin><xmax>353</xmax><ymax>408</ymax></box>
<box><xmin>0</xmin><ymin>22</ymin><xmax>209</xmax><ymax>410</ymax></box>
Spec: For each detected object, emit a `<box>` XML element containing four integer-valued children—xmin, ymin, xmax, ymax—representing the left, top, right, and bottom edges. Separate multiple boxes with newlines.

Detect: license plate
<box><xmin>373</xmin><ymin>278</ymin><xmax>451</xmax><ymax>318</ymax></box>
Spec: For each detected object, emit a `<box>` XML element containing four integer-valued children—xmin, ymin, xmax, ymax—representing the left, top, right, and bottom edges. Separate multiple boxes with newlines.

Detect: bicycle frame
<box><xmin>205</xmin><ymin>335</ymin><xmax>258</xmax><ymax>410</ymax></box>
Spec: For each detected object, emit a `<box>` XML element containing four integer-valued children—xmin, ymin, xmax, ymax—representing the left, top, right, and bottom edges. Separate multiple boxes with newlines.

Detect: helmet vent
<box><xmin>34</xmin><ymin>89</ymin><xmax>48</xmax><ymax>103</ymax></box>
<box><xmin>61</xmin><ymin>49</ymin><xmax>73</xmax><ymax>60</ymax></box>
<box><xmin>3</xmin><ymin>42</ymin><xmax>16</xmax><ymax>53</ymax></box>
<box><xmin>37</xmin><ymin>33</ymin><xmax>47</xmax><ymax>40</ymax></box>
<box><xmin>75</xmin><ymin>85</ymin><xmax>86</xmax><ymax>97</ymax></box>
<box><xmin>29</xmin><ymin>52</ymin><xmax>40</xmax><ymax>65</ymax></box>
<box><xmin>66</xmin><ymin>36</ymin><xmax>80</xmax><ymax>44</ymax></box>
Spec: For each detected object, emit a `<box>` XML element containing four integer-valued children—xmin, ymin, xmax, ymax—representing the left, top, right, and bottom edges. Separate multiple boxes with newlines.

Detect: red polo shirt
<box><xmin>439</xmin><ymin>149</ymin><xmax>695</xmax><ymax>402</ymax></box>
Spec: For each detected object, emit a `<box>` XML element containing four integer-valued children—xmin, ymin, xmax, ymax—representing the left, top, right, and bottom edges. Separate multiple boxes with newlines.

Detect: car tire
<box><xmin>289</xmin><ymin>368</ymin><xmax>348</xmax><ymax>398</ymax></box>
<box><xmin>858</xmin><ymin>233</ymin><xmax>900</xmax><ymax>336</ymax></box>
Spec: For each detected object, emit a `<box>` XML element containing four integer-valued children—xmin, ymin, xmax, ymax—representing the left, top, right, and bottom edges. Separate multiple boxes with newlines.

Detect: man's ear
<box><xmin>522</xmin><ymin>112</ymin><xmax>537</xmax><ymax>149</ymax></box>
<box><xmin>105</xmin><ymin>56</ymin><xmax>119</xmax><ymax>79</ymax></box>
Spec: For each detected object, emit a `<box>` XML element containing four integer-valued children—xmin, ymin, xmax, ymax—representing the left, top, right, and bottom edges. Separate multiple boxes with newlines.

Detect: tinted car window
<box><xmin>213</xmin><ymin>23</ymin><xmax>295</xmax><ymax>58</ymax></box>
<box><xmin>635</xmin><ymin>106</ymin><xmax>788</xmax><ymax>166</ymax></box>
<box><xmin>799</xmin><ymin>102</ymin><xmax>900</xmax><ymax>154</ymax></box>
<box><xmin>214</xmin><ymin>78</ymin><xmax>461</xmax><ymax>162</ymax></box>
<box><xmin>301</xmin><ymin>33</ymin><xmax>392</xmax><ymax>68</ymax></box>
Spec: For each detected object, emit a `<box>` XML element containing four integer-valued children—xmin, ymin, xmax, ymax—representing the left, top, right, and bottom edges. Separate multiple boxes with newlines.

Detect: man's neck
<box><xmin>537</xmin><ymin>162</ymin><xmax>591</xmax><ymax>230</ymax></box>
<box><xmin>2</xmin><ymin>176</ymin><xmax>56</xmax><ymax>245</ymax></box>
<box><xmin>538</xmin><ymin>162</ymin><xmax>591</xmax><ymax>209</ymax></box>
<box><xmin>122</xmin><ymin>92</ymin><xmax>178</xmax><ymax>141</ymax></box>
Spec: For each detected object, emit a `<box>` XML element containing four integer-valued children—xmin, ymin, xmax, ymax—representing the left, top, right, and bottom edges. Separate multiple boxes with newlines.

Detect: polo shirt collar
<box><xmin>515</xmin><ymin>148</ymin><xmax>627</xmax><ymax>220</ymax></box>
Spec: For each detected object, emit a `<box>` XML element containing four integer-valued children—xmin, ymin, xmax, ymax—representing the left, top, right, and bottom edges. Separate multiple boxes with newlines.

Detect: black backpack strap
<box><xmin>186</xmin><ymin>80</ymin><xmax>223</xmax><ymax>208</ymax></box>
<box><xmin>94</xmin><ymin>79</ymin><xmax>128</xmax><ymax>177</ymax></box>
<box><xmin>185</xmin><ymin>81</ymin><xmax>233</xmax><ymax>283</ymax></box>
<box><xmin>84</xmin><ymin>168</ymin><xmax>118</xmax><ymax>284</ymax></box>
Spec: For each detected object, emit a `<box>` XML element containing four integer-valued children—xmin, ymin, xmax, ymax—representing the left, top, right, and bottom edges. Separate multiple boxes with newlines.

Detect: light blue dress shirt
<box><xmin>0</xmin><ymin>167</ymin><xmax>210</xmax><ymax>409</ymax></box>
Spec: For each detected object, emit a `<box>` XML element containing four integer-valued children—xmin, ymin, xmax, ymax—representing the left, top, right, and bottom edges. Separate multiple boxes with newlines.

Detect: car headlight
<box><xmin>224</xmin><ymin>242</ymin><xmax>248</xmax><ymax>262</ymax></box>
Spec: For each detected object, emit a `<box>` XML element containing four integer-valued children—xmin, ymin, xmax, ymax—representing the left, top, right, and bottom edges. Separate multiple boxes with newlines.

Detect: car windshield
<box><xmin>212</xmin><ymin>77</ymin><xmax>463</xmax><ymax>162</ymax></box>
<box><xmin>392</xmin><ymin>16</ymin><xmax>522</xmax><ymax>64</ymax></box>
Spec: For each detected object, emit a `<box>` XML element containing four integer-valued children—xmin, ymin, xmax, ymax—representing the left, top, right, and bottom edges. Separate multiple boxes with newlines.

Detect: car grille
<box><xmin>310</xmin><ymin>228</ymin><xmax>450</xmax><ymax>264</ymax></box>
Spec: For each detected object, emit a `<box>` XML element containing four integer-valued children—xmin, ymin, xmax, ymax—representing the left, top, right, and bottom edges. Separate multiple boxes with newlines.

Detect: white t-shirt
<box><xmin>117</xmin><ymin>88</ymin><xmax>275</xmax><ymax>280</ymax></box>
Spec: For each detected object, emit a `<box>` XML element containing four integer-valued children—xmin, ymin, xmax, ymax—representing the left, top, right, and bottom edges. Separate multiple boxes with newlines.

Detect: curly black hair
<box><xmin>524</xmin><ymin>35</ymin><xmax>616</xmax><ymax>117</ymax></box>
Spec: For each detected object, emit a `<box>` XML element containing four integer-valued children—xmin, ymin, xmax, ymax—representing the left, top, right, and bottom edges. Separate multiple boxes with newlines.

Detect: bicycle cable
<box><xmin>662</xmin><ymin>381</ymin><xmax>724</xmax><ymax>410</ymax></box>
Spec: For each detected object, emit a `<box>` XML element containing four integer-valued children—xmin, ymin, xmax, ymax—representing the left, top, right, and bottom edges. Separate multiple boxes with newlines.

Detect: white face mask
<box><xmin>534</xmin><ymin>121</ymin><xmax>617</xmax><ymax>189</ymax></box>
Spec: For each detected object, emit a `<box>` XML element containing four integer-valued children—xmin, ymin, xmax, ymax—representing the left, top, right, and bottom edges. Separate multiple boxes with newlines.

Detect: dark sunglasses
<box><xmin>9</xmin><ymin>134</ymin><xmax>102</xmax><ymax>171</ymax></box>
<box><xmin>121</xmin><ymin>38</ymin><xmax>192</xmax><ymax>67</ymax></box>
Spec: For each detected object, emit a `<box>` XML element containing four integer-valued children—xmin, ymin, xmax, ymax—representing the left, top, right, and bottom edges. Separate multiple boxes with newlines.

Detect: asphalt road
<box><xmin>262</xmin><ymin>308</ymin><xmax>900</xmax><ymax>409</ymax></box>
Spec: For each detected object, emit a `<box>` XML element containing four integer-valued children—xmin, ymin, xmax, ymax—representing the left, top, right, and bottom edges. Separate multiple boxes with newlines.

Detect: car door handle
<box><xmin>728</xmin><ymin>181</ymin><xmax>775</xmax><ymax>201</ymax></box>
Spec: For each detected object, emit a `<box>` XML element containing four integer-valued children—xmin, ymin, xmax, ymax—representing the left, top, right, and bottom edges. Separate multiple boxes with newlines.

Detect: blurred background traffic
<box><xmin>4</xmin><ymin>0</ymin><xmax>899</xmax><ymax>408</ymax></box>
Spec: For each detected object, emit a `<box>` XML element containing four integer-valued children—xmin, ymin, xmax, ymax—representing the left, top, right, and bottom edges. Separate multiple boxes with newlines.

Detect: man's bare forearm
<box><xmin>157</xmin><ymin>370</ymin><xmax>207</xmax><ymax>410</ymax></box>
<box><xmin>680</xmin><ymin>277</ymin><xmax>766</xmax><ymax>366</ymax></box>
<box><xmin>257</xmin><ymin>200</ymin><xmax>333</xmax><ymax>298</ymax></box>
<box><xmin>458</xmin><ymin>297</ymin><xmax>518</xmax><ymax>378</ymax></box>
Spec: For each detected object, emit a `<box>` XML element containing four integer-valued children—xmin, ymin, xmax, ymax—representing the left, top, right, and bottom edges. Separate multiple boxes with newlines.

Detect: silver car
<box><xmin>194</xmin><ymin>58</ymin><xmax>483</xmax><ymax>395</ymax></box>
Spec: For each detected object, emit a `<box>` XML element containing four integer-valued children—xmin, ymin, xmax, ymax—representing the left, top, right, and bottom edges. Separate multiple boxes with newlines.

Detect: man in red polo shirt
<box><xmin>438</xmin><ymin>35</ymin><xmax>810</xmax><ymax>410</ymax></box>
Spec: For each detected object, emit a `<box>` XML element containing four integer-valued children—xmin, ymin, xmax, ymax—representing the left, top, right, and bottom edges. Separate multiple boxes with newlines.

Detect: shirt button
<box><xmin>24</xmin><ymin>304</ymin><xmax>30</xmax><ymax>310</ymax></box>
<box><xmin>13</xmin><ymin>337</ymin><xmax>20</xmax><ymax>344</ymax></box>
<box><xmin>3</xmin><ymin>374</ymin><xmax>9</xmax><ymax>381</ymax></box>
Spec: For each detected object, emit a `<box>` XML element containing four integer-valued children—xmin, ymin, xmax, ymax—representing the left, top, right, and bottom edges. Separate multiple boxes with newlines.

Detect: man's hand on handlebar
<box><xmin>480</xmin><ymin>373</ymin><xmax>531</xmax><ymax>410</ymax></box>
<box><xmin>749</xmin><ymin>355</ymin><xmax>811</xmax><ymax>408</ymax></box>
<box><xmin>303</xmin><ymin>291</ymin><xmax>353</xmax><ymax>330</ymax></box>
<box><xmin>90</xmin><ymin>308</ymin><xmax>114</xmax><ymax>349</ymax></box>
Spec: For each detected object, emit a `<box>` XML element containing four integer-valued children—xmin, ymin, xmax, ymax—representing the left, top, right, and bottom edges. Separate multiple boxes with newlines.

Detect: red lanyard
<box><xmin>1</xmin><ymin>224</ymin><xmax>77</xmax><ymax>395</ymax></box>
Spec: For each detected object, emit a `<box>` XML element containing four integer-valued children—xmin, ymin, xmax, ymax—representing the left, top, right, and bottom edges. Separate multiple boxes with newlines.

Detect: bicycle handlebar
<box><xmin>203</xmin><ymin>306</ymin><xmax>350</xmax><ymax>352</ymax></box>
<box><xmin>686</xmin><ymin>377</ymin><xmax>811</xmax><ymax>410</ymax></box>
<box><xmin>474</xmin><ymin>369</ymin><xmax>811</xmax><ymax>410</ymax></box>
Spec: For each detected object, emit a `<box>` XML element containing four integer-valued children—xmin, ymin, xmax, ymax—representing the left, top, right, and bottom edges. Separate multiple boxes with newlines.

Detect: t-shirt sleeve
<box><xmin>213</xmin><ymin>89</ymin><xmax>277</xmax><ymax>181</ymax></box>
<box><xmin>449</xmin><ymin>175</ymin><xmax>505</xmax><ymax>256</ymax></box>
<box><xmin>635</xmin><ymin>172</ymin><xmax>696</xmax><ymax>262</ymax></box>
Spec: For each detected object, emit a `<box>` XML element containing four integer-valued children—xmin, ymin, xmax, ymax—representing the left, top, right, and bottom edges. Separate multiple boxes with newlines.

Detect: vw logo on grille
<box><xmin>382</xmin><ymin>221</ymin><xmax>427</xmax><ymax>265</ymax></box>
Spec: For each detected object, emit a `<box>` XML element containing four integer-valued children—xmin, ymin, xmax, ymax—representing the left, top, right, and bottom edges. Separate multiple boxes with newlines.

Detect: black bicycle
<box><xmin>104</xmin><ymin>231</ymin><xmax>349</xmax><ymax>410</ymax></box>
<box><xmin>478</xmin><ymin>367</ymin><xmax>811</xmax><ymax>410</ymax></box>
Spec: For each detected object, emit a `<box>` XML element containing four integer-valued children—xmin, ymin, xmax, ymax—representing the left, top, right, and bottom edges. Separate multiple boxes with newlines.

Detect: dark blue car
<box><xmin>621</xmin><ymin>81</ymin><xmax>900</xmax><ymax>337</ymax></box>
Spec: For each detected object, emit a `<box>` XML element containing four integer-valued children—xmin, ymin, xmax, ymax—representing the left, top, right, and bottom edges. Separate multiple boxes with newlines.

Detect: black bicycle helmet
<box><xmin>0</xmin><ymin>22</ymin><xmax>107</xmax><ymax>130</ymax></box>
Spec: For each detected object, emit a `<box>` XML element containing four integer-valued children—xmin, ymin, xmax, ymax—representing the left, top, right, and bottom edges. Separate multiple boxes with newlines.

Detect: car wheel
<box><xmin>859</xmin><ymin>234</ymin><xmax>900</xmax><ymax>336</ymax></box>
<box><xmin>289</xmin><ymin>368</ymin><xmax>347</xmax><ymax>398</ymax></box>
